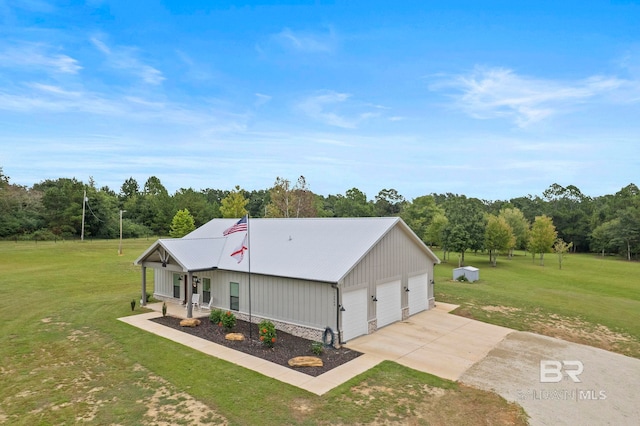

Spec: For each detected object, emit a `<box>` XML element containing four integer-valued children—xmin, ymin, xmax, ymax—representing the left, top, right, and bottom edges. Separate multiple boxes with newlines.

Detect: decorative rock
<box><xmin>179</xmin><ymin>318</ymin><xmax>201</xmax><ymax>327</ymax></box>
<box><xmin>225</xmin><ymin>333</ymin><xmax>245</xmax><ymax>341</ymax></box>
<box><xmin>288</xmin><ymin>356</ymin><xmax>323</xmax><ymax>368</ymax></box>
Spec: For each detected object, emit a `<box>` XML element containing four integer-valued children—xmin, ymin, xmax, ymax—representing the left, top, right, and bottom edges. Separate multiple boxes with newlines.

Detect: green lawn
<box><xmin>0</xmin><ymin>240</ymin><xmax>525</xmax><ymax>425</ymax></box>
<box><xmin>435</xmin><ymin>250</ymin><xmax>640</xmax><ymax>357</ymax></box>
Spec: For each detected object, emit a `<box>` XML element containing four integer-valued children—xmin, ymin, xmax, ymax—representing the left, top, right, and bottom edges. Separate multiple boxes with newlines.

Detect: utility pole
<box><xmin>119</xmin><ymin>210</ymin><xmax>126</xmax><ymax>255</ymax></box>
<box><xmin>81</xmin><ymin>189</ymin><xmax>86</xmax><ymax>241</ymax></box>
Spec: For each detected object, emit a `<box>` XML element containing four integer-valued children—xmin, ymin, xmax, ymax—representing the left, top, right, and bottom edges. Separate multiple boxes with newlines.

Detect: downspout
<box><xmin>332</xmin><ymin>283</ymin><xmax>342</xmax><ymax>345</ymax></box>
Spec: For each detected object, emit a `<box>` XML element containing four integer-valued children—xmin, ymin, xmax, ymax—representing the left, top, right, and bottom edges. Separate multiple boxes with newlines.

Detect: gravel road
<box><xmin>460</xmin><ymin>331</ymin><xmax>640</xmax><ymax>426</ymax></box>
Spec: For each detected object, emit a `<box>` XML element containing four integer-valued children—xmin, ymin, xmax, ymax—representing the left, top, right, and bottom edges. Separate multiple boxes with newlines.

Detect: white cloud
<box><xmin>90</xmin><ymin>37</ymin><xmax>165</xmax><ymax>85</ymax></box>
<box><xmin>254</xmin><ymin>93</ymin><xmax>272</xmax><ymax>106</ymax></box>
<box><xmin>431</xmin><ymin>67</ymin><xmax>635</xmax><ymax>127</ymax></box>
<box><xmin>90</xmin><ymin>37</ymin><xmax>111</xmax><ymax>55</ymax></box>
<box><xmin>0</xmin><ymin>83</ymin><xmax>121</xmax><ymax>115</ymax></box>
<box><xmin>272</xmin><ymin>27</ymin><xmax>336</xmax><ymax>53</ymax></box>
<box><xmin>0</xmin><ymin>43</ymin><xmax>82</xmax><ymax>74</ymax></box>
<box><xmin>175</xmin><ymin>49</ymin><xmax>215</xmax><ymax>82</ymax></box>
<box><xmin>297</xmin><ymin>90</ymin><xmax>381</xmax><ymax>129</ymax></box>
<box><xmin>0</xmin><ymin>82</ymin><xmax>247</xmax><ymax>130</ymax></box>
<box><xmin>29</xmin><ymin>82</ymin><xmax>82</xmax><ymax>97</ymax></box>
<box><xmin>297</xmin><ymin>91</ymin><xmax>355</xmax><ymax>128</ymax></box>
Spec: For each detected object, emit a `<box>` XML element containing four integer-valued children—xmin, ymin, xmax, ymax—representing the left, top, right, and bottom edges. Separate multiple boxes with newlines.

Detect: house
<box><xmin>134</xmin><ymin>217</ymin><xmax>440</xmax><ymax>344</ymax></box>
<box><xmin>453</xmin><ymin>266</ymin><xmax>479</xmax><ymax>283</ymax></box>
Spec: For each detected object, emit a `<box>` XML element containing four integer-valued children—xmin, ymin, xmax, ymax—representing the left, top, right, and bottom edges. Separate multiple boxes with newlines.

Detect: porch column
<box><xmin>141</xmin><ymin>266</ymin><xmax>147</xmax><ymax>306</ymax></box>
<box><xmin>186</xmin><ymin>271</ymin><xmax>193</xmax><ymax>318</ymax></box>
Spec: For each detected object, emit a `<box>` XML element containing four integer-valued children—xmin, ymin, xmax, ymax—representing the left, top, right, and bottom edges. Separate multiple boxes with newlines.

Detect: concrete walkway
<box><xmin>119</xmin><ymin>302</ymin><xmax>512</xmax><ymax>394</ymax></box>
<box><xmin>119</xmin><ymin>311</ymin><xmax>381</xmax><ymax>396</ymax></box>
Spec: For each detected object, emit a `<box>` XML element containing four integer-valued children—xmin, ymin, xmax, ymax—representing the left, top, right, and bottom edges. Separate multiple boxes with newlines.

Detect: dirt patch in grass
<box><xmin>288</xmin><ymin>397</ymin><xmax>321</xmax><ymax>424</ymax></box>
<box><xmin>332</xmin><ymin>379</ymin><xmax>527</xmax><ymax>425</ymax></box>
<box><xmin>151</xmin><ymin>315</ymin><xmax>362</xmax><ymax>377</ymax></box>
<box><xmin>455</xmin><ymin>304</ymin><xmax>640</xmax><ymax>358</ymax></box>
<box><xmin>481</xmin><ymin>305</ymin><xmax>522</xmax><ymax>314</ymax></box>
<box><xmin>2</xmin><ymin>317</ymin><xmax>228</xmax><ymax>425</ymax></box>
<box><xmin>138</xmin><ymin>366</ymin><xmax>228</xmax><ymax>426</ymax></box>
<box><xmin>530</xmin><ymin>313</ymin><xmax>638</xmax><ymax>356</ymax></box>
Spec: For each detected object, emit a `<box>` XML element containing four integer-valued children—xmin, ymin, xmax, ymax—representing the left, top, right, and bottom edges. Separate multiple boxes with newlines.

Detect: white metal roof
<box><xmin>136</xmin><ymin>217</ymin><xmax>440</xmax><ymax>283</ymax></box>
<box><xmin>454</xmin><ymin>266</ymin><xmax>479</xmax><ymax>272</ymax></box>
<box><xmin>134</xmin><ymin>237</ymin><xmax>227</xmax><ymax>271</ymax></box>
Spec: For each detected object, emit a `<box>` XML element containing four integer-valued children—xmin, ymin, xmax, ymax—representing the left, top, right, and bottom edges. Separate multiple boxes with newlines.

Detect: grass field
<box><xmin>435</xmin><ymin>250</ymin><xmax>640</xmax><ymax>358</ymax></box>
<box><xmin>0</xmin><ymin>240</ymin><xmax>526</xmax><ymax>425</ymax></box>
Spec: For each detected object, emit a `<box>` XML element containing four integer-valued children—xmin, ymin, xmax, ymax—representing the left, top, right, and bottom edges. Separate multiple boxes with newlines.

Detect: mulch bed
<box><xmin>151</xmin><ymin>315</ymin><xmax>362</xmax><ymax>377</ymax></box>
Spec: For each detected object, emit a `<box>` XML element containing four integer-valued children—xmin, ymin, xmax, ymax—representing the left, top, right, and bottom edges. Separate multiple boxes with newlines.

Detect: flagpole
<box><xmin>247</xmin><ymin>213</ymin><xmax>252</xmax><ymax>340</ymax></box>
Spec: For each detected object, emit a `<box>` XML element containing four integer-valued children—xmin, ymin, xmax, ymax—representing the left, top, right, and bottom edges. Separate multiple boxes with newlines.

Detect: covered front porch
<box><xmin>135</xmin><ymin>237</ymin><xmax>226</xmax><ymax>319</ymax></box>
<box><xmin>144</xmin><ymin>301</ymin><xmax>211</xmax><ymax>319</ymax></box>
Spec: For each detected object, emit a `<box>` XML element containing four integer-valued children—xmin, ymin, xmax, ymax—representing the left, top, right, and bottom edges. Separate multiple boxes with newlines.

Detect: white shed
<box><xmin>453</xmin><ymin>266</ymin><xmax>479</xmax><ymax>282</ymax></box>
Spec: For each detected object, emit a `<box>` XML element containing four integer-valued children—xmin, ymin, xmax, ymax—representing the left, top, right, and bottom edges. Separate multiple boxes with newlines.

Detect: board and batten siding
<box><xmin>153</xmin><ymin>269</ymin><xmax>336</xmax><ymax>330</ymax></box>
<box><xmin>247</xmin><ymin>274</ymin><xmax>336</xmax><ymax>330</ymax></box>
<box><xmin>342</xmin><ymin>225</ymin><xmax>434</xmax><ymax>319</ymax></box>
<box><xmin>154</xmin><ymin>269</ymin><xmax>175</xmax><ymax>298</ymax></box>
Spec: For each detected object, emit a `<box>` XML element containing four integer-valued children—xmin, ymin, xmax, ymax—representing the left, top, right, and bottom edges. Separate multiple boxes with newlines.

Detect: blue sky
<box><xmin>1</xmin><ymin>0</ymin><xmax>639</xmax><ymax>201</ymax></box>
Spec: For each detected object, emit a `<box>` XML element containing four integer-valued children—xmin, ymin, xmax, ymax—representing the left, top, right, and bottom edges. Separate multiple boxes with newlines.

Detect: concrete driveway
<box><xmin>345</xmin><ymin>302</ymin><xmax>513</xmax><ymax>380</ymax></box>
<box><xmin>346</xmin><ymin>303</ymin><xmax>640</xmax><ymax>425</ymax></box>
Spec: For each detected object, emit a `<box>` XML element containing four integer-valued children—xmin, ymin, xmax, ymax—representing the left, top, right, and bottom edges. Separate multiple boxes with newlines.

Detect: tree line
<box><xmin>1</xmin><ymin>167</ymin><xmax>638</xmax><ymax>261</ymax></box>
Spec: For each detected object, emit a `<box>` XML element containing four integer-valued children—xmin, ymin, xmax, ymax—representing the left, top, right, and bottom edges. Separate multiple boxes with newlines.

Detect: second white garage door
<box><xmin>376</xmin><ymin>280</ymin><xmax>401</xmax><ymax>328</ymax></box>
<box><xmin>408</xmin><ymin>273</ymin><xmax>429</xmax><ymax>315</ymax></box>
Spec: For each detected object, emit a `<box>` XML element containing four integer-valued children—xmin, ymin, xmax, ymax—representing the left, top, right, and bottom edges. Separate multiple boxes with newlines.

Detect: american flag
<box><xmin>222</xmin><ymin>215</ymin><xmax>248</xmax><ymax>236</ymax></box>
<box><xmin>230</xmin><ymin>233</ymin><xmax>248</xmax><ymax>263</ymax></box>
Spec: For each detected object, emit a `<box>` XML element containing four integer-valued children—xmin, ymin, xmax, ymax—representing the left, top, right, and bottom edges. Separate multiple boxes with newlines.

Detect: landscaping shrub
<box><xmin>258</xmin><ymin>320</ymin><xmax>277</xmax><ymax>348</ymax></box>
<box><xmin>311</xmin><ymin>341</ymin><xmax>324</xmax><ymax>356</ymax></box>
<box><xmin>210</xmin><ymin>309</ymin><xmax>224</xmax><ymax>325</ymax></box>
<box><xmin>220</xmin><ymin>311</ymin><xmax>236</xmax><ymax>330</ymax></box>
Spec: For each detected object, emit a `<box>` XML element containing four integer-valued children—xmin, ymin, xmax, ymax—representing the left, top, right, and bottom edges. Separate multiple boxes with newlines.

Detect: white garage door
<box><xmin>341</xmin><ymin>288</ymin><xmax>368</xmax><ymax>342</ymax></box>
<box><xmin>376</xmin><ymin>280</ymin><xmax>401</xmax><ymax>328</ymax></box>
<box><xmin>408</xmin><ymin>273</ymin><xmax>429</xmax><ymax>315</ymax></box>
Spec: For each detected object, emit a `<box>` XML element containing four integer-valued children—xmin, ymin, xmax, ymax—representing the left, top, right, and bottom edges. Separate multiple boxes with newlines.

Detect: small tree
<box><xmin>441</xmin><ymin>196</ymin><xmax>486</xmax><ymax>266</ymax></box>
<box><xmin>553</xmin><ymin>238</ymin><xmax>573</xmax><ymax>270</ymax></box>
<box><xmin>169</xmin><ymin>208</ymin><xmax>196</xmax><ymax>238</ymax></box>
<box><xmin>401</xmin><ymin>195</ymin><xmax>443</xmax><ymax>244</ymax></box>
<box><xmin>529</xmin><ymin>215</ymin><xmax>557</xmax><ymax>266</ymax></box>
<box><xmin>425</xmin><ymin>212</ymin><xmax>448</xmax><ymax>248</ymax></box>
<box><xmin>265</xmin><ymin>176</ymin><xmax>317</xmax><ymax>218</ymax></box>
<box><xmin>484</xmin><ymin>215</ymin><xmax>515</xmax><ymax>267</ymax></box>
<box><xmin>499</xmin><ymin>207</ymin><xmax>530</xmax><ymax>257</ymax></box>
<box><xmin>220</xmin><ymin>185</ymin><xmax>249</xmax><ymax>218</ymax></box>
